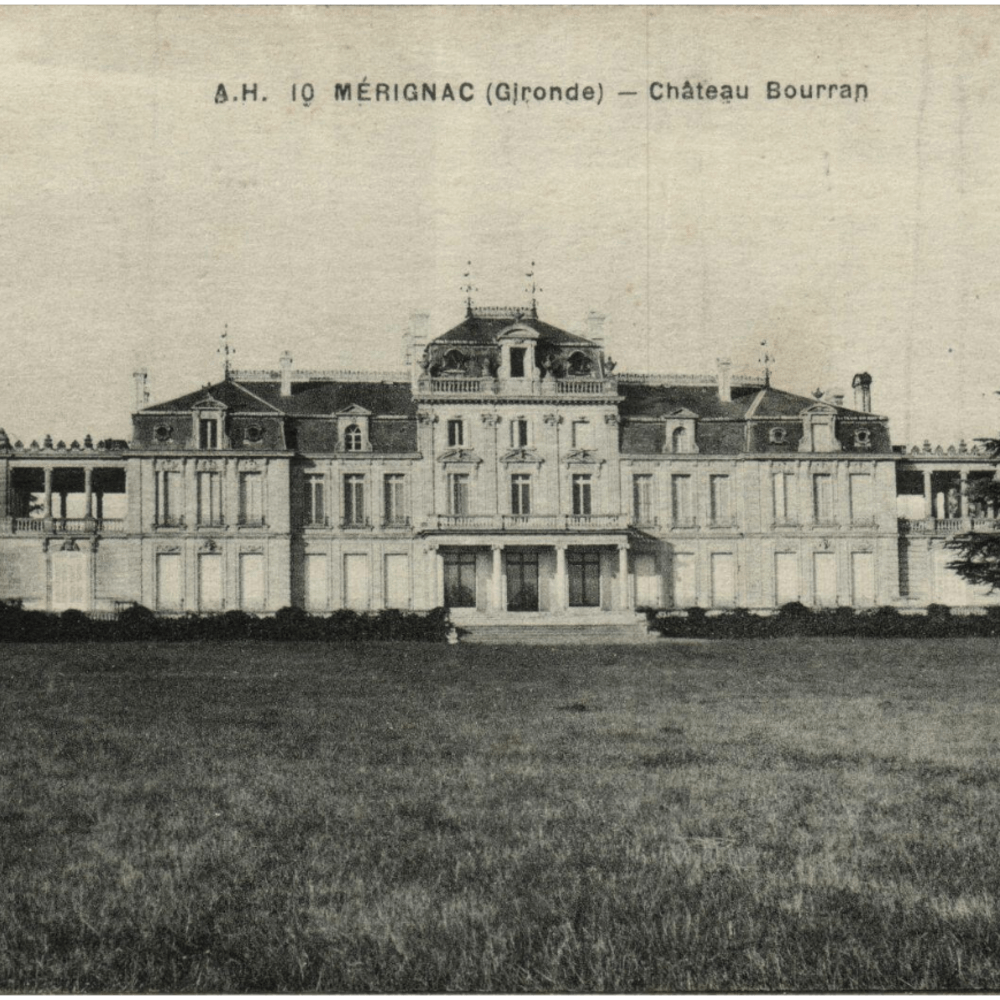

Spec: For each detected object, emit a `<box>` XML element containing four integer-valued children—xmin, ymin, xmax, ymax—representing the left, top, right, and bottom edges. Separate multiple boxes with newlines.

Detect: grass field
<box><xmin>3</xmin><ymin>638</ymin><xmax>1000</xmax><ymax>991</ymax></box>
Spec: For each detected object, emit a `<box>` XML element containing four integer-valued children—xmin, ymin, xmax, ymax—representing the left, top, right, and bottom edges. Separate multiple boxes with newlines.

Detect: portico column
<box><xmin>491</xmin><ymin>544</ymin><xmax>503</xmax><ymax>612</ymax></box>
<box><xmin>618</xmin><ymin>544</ymin><xmax>630</xmax><ymax>609</ymax></box>
<box><xmin>84</xmin><ymin>467</ymin><xmax>94</xmax><ymax>520</ymax></box>
<box><xmin>960</xmin><ymin>469</ymin><xmax>969</xmax><ymax>518</ymax></box>
<box><xmin>554</xmin><ymin>544</ymin><xmax>567</xmax><ymax>611</ymax></box>
<box><xmin>923</xmin><ymin>470</ymin><xmax>933</xmax><ymax>519</ymax></box>
<box><xmin>43</xmin><ymin>466</ymin><xmax>53</xmax><ymax>519</ymax></box>
<box><xmin>59</xmin><ymin>492</ymin><xmax>67</xmax><ymax>519</ymax></box>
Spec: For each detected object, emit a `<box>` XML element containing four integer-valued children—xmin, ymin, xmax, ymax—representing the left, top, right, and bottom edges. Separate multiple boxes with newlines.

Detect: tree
<box><xmin>947</xmin><ymin>436</ymin><xmax>1000</xmax><ymax>590</ymax></box>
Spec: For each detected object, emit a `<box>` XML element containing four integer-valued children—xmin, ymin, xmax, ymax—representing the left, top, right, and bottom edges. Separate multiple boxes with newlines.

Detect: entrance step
<box><xmin>456</xmin><ymin>620</ymin><xmax>659</xmax><ymax>645</ymax></box>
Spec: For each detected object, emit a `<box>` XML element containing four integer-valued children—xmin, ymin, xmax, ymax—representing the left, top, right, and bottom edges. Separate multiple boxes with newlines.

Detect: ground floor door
<box><xmin>51</xmin><ymin>550</ymin><xmax>88</xmax><ymax>611</ymax></box>
<box><xmin>634</xmin><ymin>553</ymin><xmax>659</xmax><ymax>607</ymax></box>
<box><xmin>239</xmin><ymin>553</ymin><xmax>265</xmax><ymax>611</ymax></box>
<box><xmin>774</xmin><ymin>552</ymin><xmax>799</xmax><ymax>607</ymax></box>
<box><xmin>568</xmin><ymin>550</ymin><xmax>601</xmax><ymax>607</ymax></box>
<box><xmin>156</xmin><ymin>552</ymin><xmax>183</xmax><ymax>611</ymax></box>
<box><xmin>507</xmin><ymin>551</ymin><xmax>539</xmax><ymax>612</ymax></box>
<box><xmin>344</xmin><ymin>553</ymin><xmax>370</xmax><ymax>610</ymax></box>
<box><xmin>672</xmin><ymin>552</ymin><xmax>697</xmax><ymax>608</ymax></box>
<box><xmin>384</xmin><ymin>553</ymin><xmax>410</xmax><ymax>609</ymax></box>
<box><xmin>199</xmin><ymin>553</ymin><xmax>223</xmax><ymax>611</ymax></box>
<box><xmin>443</xmin><ymin>551</ymin><xmax>476</xmax><ymax>608</ymax></box>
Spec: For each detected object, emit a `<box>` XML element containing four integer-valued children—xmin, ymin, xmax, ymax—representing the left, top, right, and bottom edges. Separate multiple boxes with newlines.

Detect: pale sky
<box><xmin>2</xmin><ymin>7</ymin><xmax>999</xmax><ymax>448</ymax></box>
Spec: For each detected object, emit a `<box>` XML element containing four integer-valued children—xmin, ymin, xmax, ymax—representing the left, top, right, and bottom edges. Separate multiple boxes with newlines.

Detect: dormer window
<box><xmin>663</xmin><ymin>412</ymin><xmax>698</xmax><ymax>454</ymax></box>
<box><xmin>443</xmin><ymin>350</ymin><xmax>467</xmax><ymax>372</ymax></box>
<box><xmin>567</xmin><ymin>351</ymin><xmax>593</xmax><ymax>377</ymax></box>
<box><xmin>344</xmin><ymin>424</ymin><xmax>363</xmax><ymax>451</ymax></box>
<box><xmin>671</xmin><ymin>427</ymin><xmax>687</xmax><ymax>452</ymax></box>
<box><xmin>769</xmin><ymin>427</ymin><xmax>788</xmax><ymax>445</ymax></box>
<box><xmin>199</xmin><ymin>418</ymin><xmax>219</xmax><ymax>449</ymax></box>
<box><xmin>245</xmin><ymin>424</ymin><xmax>264</xmax><ymax>444</ymax></box>
<box><xmin>509</xmin><ymin>348</ymin><xmax>526</xmax><ymax>378</ymax></box>
<box><xmin>154</xmin><ymin>424</ymin><xmax>172</xmax><ymax>443</ymax></box>
<box><xmin>854</xmin><ymin>428</ymin><xmax>872</xmax><ymax>449</ymax></box>
<box><xmin>334</xmin><ymin>405</ymin><xmax>372</xmax><ymax>453</ymax></box>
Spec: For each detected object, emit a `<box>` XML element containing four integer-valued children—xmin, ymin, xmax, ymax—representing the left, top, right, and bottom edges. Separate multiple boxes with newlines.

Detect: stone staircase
<box><xmin>456</xmin><ymin>617</ymin><xmax>660</xmax><ymax>645</ymax></box>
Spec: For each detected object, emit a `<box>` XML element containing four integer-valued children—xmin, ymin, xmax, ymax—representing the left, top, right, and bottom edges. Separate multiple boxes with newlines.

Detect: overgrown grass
<box><xmin>3</xmin><ymin>639</ymin><xmax>1000</xmax><ymax>990</ymax></box>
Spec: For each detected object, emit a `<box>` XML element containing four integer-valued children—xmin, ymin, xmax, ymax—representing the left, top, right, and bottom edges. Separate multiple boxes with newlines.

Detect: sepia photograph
<box><xmin>4</xmin><ymin>5</ymin><xmax>1000</xmax><ymax>991</ymax></box>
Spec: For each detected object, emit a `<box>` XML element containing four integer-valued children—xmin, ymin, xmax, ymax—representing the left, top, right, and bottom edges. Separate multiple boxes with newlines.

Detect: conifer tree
<box><xmin>947</xmin><ymin>436</ymin><xmax>1000</xmax><ymax>590</ymax></box>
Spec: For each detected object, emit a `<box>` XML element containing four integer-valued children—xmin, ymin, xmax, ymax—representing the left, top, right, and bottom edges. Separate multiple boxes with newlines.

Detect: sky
<box><xmin>2</xmin><ymin>7</ymin><xmax>1000</xmax><ymax>447</ymax></box>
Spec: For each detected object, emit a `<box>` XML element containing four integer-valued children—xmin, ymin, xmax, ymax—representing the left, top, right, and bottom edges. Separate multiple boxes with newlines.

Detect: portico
<box><xmin>425</xmin><ymin>533</ymin><xmax>632</xmax><ymax>615</ymax></box>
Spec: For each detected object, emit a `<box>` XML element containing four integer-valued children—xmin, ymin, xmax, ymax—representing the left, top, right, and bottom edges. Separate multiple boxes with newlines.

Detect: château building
<box><xmin>0</xmin><ymin>304</ymin><xmax>995</xmax><ymax>625</ymax></box>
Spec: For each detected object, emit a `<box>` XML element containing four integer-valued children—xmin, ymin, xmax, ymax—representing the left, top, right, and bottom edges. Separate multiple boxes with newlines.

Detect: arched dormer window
<box><xmin>443</xmin><ymin>350</ymin><xmax>467</xmax><ymax>372</ymax></box>
<box><xmin>344</xmin><ymin>424</ymin><xmax>363</xmax><ymax>451</ymax></box>
<box><xmin>567</xmin><ymin>351</ymin><xmax>593</xmax><ymax>377</ymax></box>
<box><xmin>671</xmin><ymin>427</ymin><xmax>687</xmax><ymax>453</ymax></box>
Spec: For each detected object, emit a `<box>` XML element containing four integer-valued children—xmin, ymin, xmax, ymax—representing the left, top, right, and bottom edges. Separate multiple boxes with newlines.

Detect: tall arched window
<box><xmin>567</xmin><ymin>352</ymin><xmax>593</xmax><ymax>376</ymax></box>
<box><xmin>672</xmin><ymin>427</ymin><xmax>687</xmax><ymax>453</ymax></box>
<box><xmin>344</xmin><ymin>424</ymin><xmax>363</xmax><ymax>451</ymax></box>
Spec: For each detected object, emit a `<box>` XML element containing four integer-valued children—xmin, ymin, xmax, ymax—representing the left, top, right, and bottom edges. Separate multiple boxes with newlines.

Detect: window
<box><xmin>199</xmin><ymin>418</ymin><xmax>219</xmax><ymax>450</ymax></box>
<box><xmin>305</xmin><ymin>474</ymin><xmax>325</xmax><ymax>525</ymax></box>
<box><xmin>343</xmin><ymin>474</ymin><xmax>366</xmax><ymax>526</ymax></box>
<box><xmin>812</xmin><ymin>473</ymin><xmax>834</xmax><ymax>524</ymax></box>
<box><xmin>567</xmin><ymin>352</ymin><xmax>592</xmax><ymax>376</ymax></box>
<box><xmin>510</xmin><ymin>347</ymin><xmax>526</xmax><ymax>378</ymax></box>
<box><xmin>572</xmin><ymin>474</ymin><xmax>592</xmax><ymax>516</ymax></box>
<box><xmin>197</xmin><ymin>471</ymin><xmax>223</xmax><ymax>526</ymax></box>
<box><xmin>238</xmin><ymin>472</ymin><xmax>263</xmax><ymax>525</ymax></box>
<box><xmin>773</xmin><ymin>471</ymin><xmax>796</xmax><ymax>523</ymax></box>
<box><xmin>671</xmin><ymin>427</ymin><xmax>687</xmax><ymax>453</ymax></box>
<box><xmin>849</xmin><ymin>473</ymin><xmax>873</xmax><ymax>523</ymax></box>
<box><xmin>443</xmin><ymin>552</ymin><xmax>477</xmax><ymax>608</ymax></box>
<box><xmin>384</xmin><ymin>474</ymin><xmax>407</xmax><ymax>525</ymax></box>
<box><xmin>511</xmin><ymin>474</ymin><xmax>531</xmax><ymax>515</ymax></box>
<box><xmin>671</xmin><ymin>474</ymin><xmax>694</xmax><ymax>525</ymax></box>
<box><xmin>448</xmin><ymin>473</ymin><xmax>470</xmax><ymax>516</ymax></box>
<box><xmin>632</xmin><ymin>474</ymin><xmax>653</xmax><ymax>524</ymax></box>
<box><xmin>156</xmin><ymin>470</ymin><xmax>182</xmax><ymax>526</ymax></box>
<box><xmin>709</xmin><ymin>475</ymin><xmax>732</xmax><ymax>525</ymax></box>
<box><xmin>769</xmin><ymin>427</ymin><xmax>788</xmax><ymax>444</ymax></box>
<box><xmin>245</xmin><ymin>424</ymin><xmax>264</xmax><ymax>443</ymax></box>
<box><xmin>854</xmin><ymin>428</ymin><xmax>872</xmax><ymax>449</ymax></box>
<box><xmin>568</xmin><ymin>550</ymin><xmax>601</xmax><ymax>607</ymax></box>
<box><xmin>571</xmin><ymin>420</ymin><xmax>593</xmax><ymax>450</ymax></box>
<box><xmin>344</xmin><ymin>424</ymin><xmax>363</xmax><ymax>452</ymax></box>
<box><xmin>154</xmin><ymin>424</ymin><xmax>172</xmax><ymax>443</ymax></box>
<box><xmin>511</xmin><ymin>418</ymin><xmax>529</xmax><ymax>448</ymax></box>
<box><xmin>447</xmin><ymin>419</ymin><xmax>465</xmax><ymax>448</ymax></box>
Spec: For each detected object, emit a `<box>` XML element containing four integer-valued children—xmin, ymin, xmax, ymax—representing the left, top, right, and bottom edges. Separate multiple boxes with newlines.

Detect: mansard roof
<box><xmin>432</xmin><ymin>307</ymin><xmax>596</xmax><ymax>348</ymax></box>
<box><xmin>142</xmin><ymin>380</ymin><xmax>282</xmax><ymax>414</ymax></box>
<box><xmin>618</xmin><ymin>383</ymin><xmax>877</xmax><ymax>420</ymax></box>
<box><xmin>142</xmin><ymin>378</ymin><xmax>417</xmax><ymax>418</ymax></box>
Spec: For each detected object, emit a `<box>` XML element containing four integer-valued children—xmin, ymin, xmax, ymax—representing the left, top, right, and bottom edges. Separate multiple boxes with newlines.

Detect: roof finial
<box><xmin>461</xmin><ymin>260</ymin><xmax>476</xmax><ymax>316</ymax></box>
<box><xmin>759</xmin><ymin>340</ymin><xmax>773</xmax><ymax>388</ymax></box>
<box><xmin>219</xmin><ymin>324</ymin><xmax>236</xmax><ymax>379</ymax></box>
<box><xmin>525</xmin><ymin>261</ymin><xmax>541</xmax><ymax>318</ymax></box>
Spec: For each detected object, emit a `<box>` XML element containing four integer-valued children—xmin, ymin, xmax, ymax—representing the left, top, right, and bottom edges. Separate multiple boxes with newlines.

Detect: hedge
<box><xmin>0</xmin><ymin>601</ymin><xmax>451</xmax><ymax>643</ymax></box>
<box><xmin>641</xmin><ymin>603</ymin><xmax>1000</xmax><ymax>639</ymax></box>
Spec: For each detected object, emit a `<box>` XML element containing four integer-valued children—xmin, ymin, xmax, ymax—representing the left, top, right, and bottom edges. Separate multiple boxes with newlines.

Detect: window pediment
<box><xmin>334</xmin><ymin>403</ymin><xmax>372</xmax><ymax>417</ymax></box>
<box><xmin>497</xmin><ymin>324</ymin><xmax>540</xmax><ymax>342</ymax></box>
<box><xmin>500</xmin><ymin>447</ymin><xmax>543</xmax><ymax>466</ymax></box>
<box><xmin>439</xmin><ymin>448</ymin><xmax>481</xmax><ymax>465</ymax></box>
<box><xmin>193</xmin><ymin>396</ymin><xmax>227</xmax><ymax>412</ymax></box>
<box><xmin>565</xmin><ymin>449</ymin><xmax>604</xmax><ymax>466</ymax></box>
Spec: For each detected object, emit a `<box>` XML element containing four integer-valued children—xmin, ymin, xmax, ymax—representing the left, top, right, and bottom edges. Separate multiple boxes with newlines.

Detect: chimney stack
<box><xmin>852</xmin><ymin>372</ymin><xmax>872</xmax><ymax>413</ymax></box>
<box><xmin>280</xmin><ymin>351</ymin><xmax>293</xmax><ymax>397</ymax></box>
<box><xmin>717</xmin><ymin>358</ymin><xmax>733</xmax><ymax>403</ymax></box>
<box><xmin>133</xmin><ymin>370</ymin><xmax>149</xmax><ymax>413</ymax></box>
<box><xmin>585</xmin><ymin>311</ymin><xmax>605</xmax><ymax>348</ymax></box>
<box><xmin>410</xmin><ymin>312</ymin><xmax>430</xmax><ymax>385</ymax></box>
<box><xmin>832</xmin><ymin>392</ymin><xmax>845</xmax><ymax>408</ymax></box>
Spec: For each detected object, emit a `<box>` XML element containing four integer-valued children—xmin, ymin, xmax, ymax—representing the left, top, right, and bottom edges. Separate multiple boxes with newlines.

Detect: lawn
<box><xmin>3</xmin><ymin>638</ymin><xmax>1000</xmax><ymax>991</ymax></box>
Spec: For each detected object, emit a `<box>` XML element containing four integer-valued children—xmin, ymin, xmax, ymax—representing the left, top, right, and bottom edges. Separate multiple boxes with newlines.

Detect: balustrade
<box><xmin>5</xmin><ymin>517</ymin><xmax>125</xmax><ymax>535</ymax></box>
<box><xmin>898</xmin><ymin>516</ymin><xmax>1000</xmax><ymax>535</ymax></box>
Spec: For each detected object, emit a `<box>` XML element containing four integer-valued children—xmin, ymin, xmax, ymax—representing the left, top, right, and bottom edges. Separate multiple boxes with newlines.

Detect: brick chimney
<box><xmin>133</xmin><ymin>370</ymin><xmax>149</xmax><ymax>412</ymax></box>
<box><xmin>409</xmin><ymin>312</ymin><xmax>430</xmax><ymax>386</ymax></box>
<box><xmin>852</xmin><ymin>372</ymin><xmax>872</xmax><ymax>413</ymax></box>
<box><xmin>717</xmin><ymin>358</ymin><xmax>732</xmax><ymax>403</ymax></box>
<box><xmin>280</xmin><ymin>351</ymin><xmax>293</xmax><ymax>397</ymax></box>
